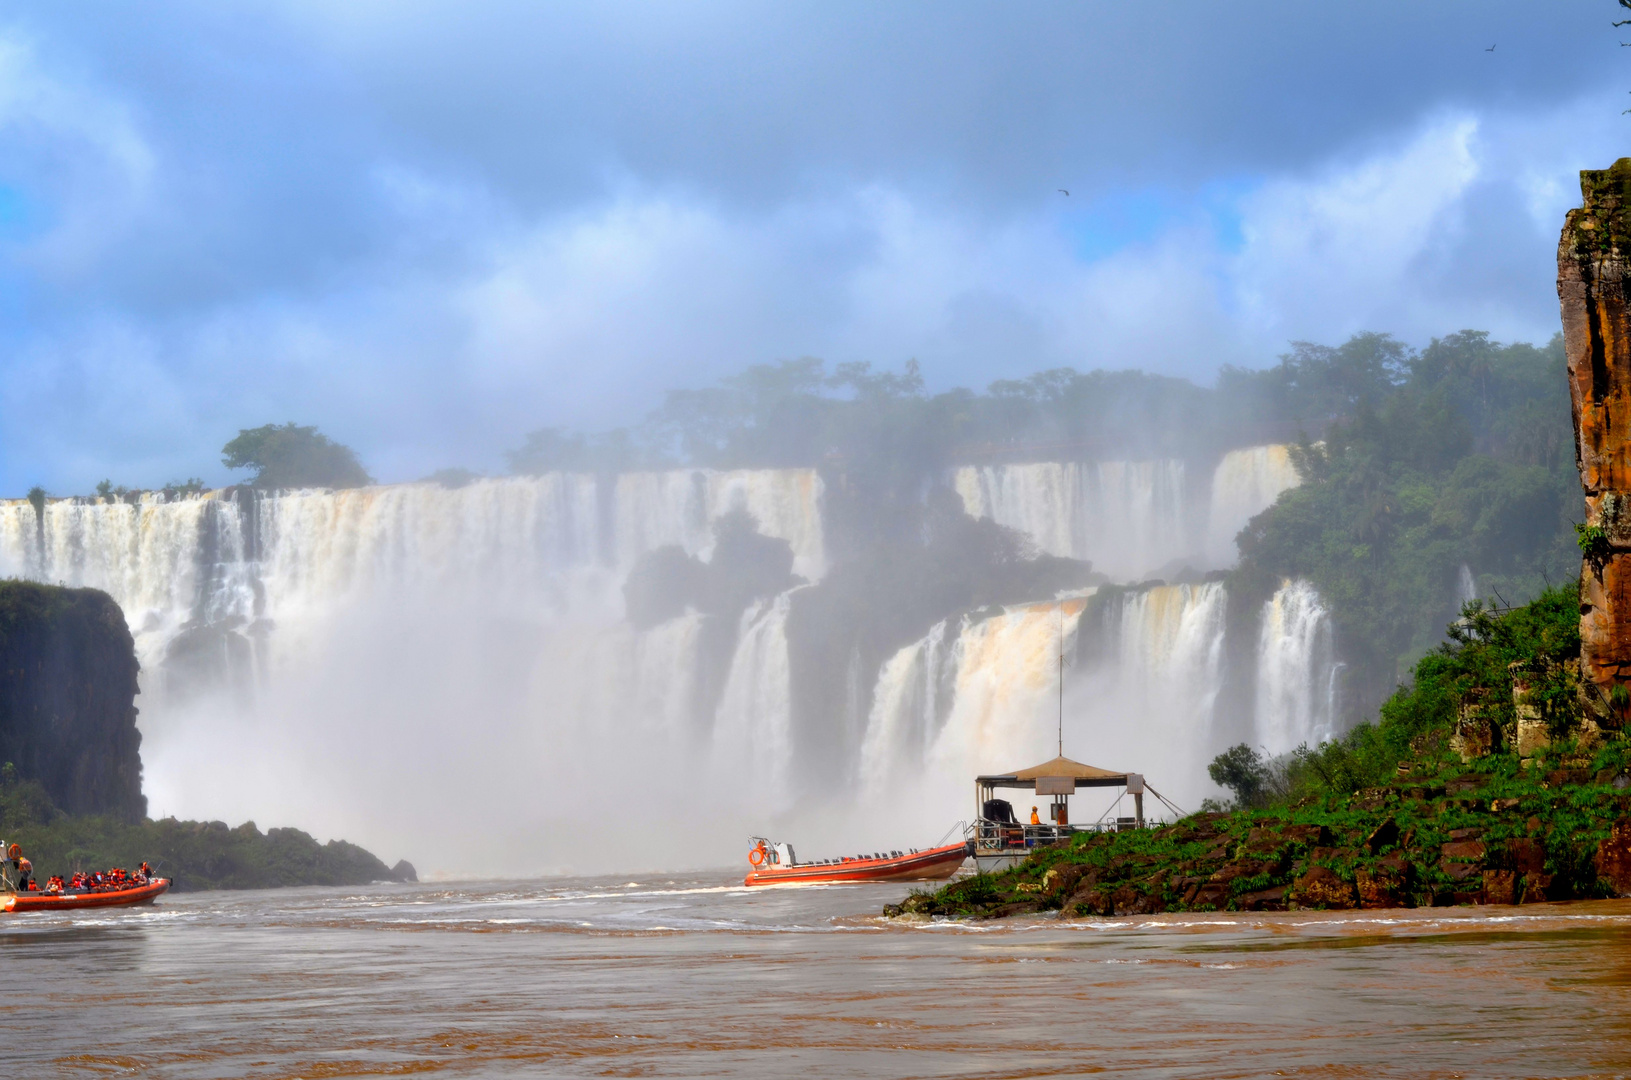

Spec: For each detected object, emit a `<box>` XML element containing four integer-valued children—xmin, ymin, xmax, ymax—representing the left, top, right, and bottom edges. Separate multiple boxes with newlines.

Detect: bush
<box><xmin>222</xmin><ymin>423</ymin><xmax>371</xmax><ymax>490</ymax></box>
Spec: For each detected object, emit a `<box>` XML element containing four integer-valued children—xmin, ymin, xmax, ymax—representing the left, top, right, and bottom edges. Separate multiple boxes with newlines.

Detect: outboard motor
<box><xmin>982</xmin><ymin>798</ymin><xmax>1016</xmax><ymax>824</ymax></box>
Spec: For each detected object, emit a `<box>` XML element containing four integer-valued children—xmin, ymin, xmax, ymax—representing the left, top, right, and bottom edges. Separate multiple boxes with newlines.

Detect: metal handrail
<box><xmin>970</xmin><ymin>817</ymin><xmax>1142</xmax><ymax>850</ymax></box>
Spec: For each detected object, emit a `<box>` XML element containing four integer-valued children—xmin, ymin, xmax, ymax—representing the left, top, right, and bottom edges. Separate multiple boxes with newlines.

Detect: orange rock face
<box><xmin>1560</xmin><ymin>160</ymin><xmax>1631</xmax><ymax>690</ymax></box>
<box><xmin>1595</xmin><ymin>819</ymin><xmax>1631</xmax><ymax>897</ymax></box>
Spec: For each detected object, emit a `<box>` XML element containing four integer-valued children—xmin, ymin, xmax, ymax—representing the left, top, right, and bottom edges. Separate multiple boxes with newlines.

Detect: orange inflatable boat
<box><xmin>743</xmin><ymin>837</ymin><xmax>971</xmax><ymax>886</ymax></box>
<box><xmin>4</xmin><ymin>878</ymin><xmax>170</xmax><ymax>912</ymax></box>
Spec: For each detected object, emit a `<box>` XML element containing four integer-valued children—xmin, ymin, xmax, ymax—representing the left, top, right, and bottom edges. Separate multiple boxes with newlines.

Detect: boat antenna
<box><xmin>1058</xmin><ymin>609</ymin><xmax>1064</xmax><ymax>758</ymax></box>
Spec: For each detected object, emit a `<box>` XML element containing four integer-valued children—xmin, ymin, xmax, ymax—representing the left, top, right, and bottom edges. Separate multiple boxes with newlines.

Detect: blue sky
<box><xmin>0</xmin><ymin>2</ymin><xmax>1625</xmax><ymax>491</ymax></box>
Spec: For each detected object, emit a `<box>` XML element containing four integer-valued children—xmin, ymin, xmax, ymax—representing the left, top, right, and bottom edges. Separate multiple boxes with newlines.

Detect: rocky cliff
<box><xmin>1560</xmin><ymin>159</ymin><xmax>1631</xmax><ymax>708</ymax></box>
<box><xmin>0</xmin><ymin>581</ymin><xmax>145</xmax><ymax>820</ymax></box>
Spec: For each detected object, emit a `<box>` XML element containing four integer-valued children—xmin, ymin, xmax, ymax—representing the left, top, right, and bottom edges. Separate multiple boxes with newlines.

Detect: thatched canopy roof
<box><xmin>977</xmin><ymin>755</ymin><xmax>1131</xmax><ymax>789</ymax></box>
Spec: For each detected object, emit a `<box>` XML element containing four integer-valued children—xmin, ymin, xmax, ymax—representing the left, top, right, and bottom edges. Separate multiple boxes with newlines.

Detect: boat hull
<box><xmin>5</xmin><ymin>878</ymin><xmax>170</xmax><ymax>912</ymax></box>
<box><xmin>972</xmin><ymin>852</ymin><xmax>1028</xmax><ymax>874</ymax></box>
<box><xmin>744</xmin><ymin>841</ymin><xmax>971</xmax><ymax>886</ymax></box>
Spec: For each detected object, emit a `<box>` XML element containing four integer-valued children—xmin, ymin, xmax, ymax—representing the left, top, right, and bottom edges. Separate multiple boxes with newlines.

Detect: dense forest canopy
<box><xmin>1231</xmin><ymin>331</ymin><xmax>1577</xmax><ymax>716</ymax></box>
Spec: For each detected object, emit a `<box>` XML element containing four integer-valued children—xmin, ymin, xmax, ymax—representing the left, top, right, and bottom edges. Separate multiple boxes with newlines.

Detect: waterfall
<box><xmin>0</xmin><ymin>469</ymin><xmax>823</xmax><ymax>874</ymax></box>
<box><xmin>860</xmin><ymin>599</ymin><xmax>1087</xmax><ymax>789</ymax></box>
<box><xmin>952</xmin><ymin>461</ymin><xmax>1191</xmax><ymax>579</ymax></box>
<box><xmin>712</xmin><ymin>590</ymin><xmax>800</xmax><ymax>808</ymax></box>
<box><xmin>953</xmin><ymin>445</ymin><xmax>1302</xmax><ymax>580</ymax></box>
<box><xmin>926</xmin><ymin>598</ymin><xmax>1089</xmax><ymax>778</ymax></box>
<box><xmin>858</xmin><ymin>619</ymin><xmax>952</xmax><ymax>793</ymax></box>
<box><xmin>0</xmin><ymin>491</ymin><xmax>253</xmax><ymax>664</ymax></box>
<box><xmin>1067</xmin><ymin>583</ymin><xmax>1231</xmax><ymax>812</ymax></box>
<box><xmin>850</xmin><ymin>597</ymin><xmax>1088</xmax><ymax>833</ymax></box>
<box><xmin>0</xmin><ymin>469</ymin><xmax>825</xmax><ymax>674</ymax></box>
<box><xmin>610</xmin><ymin>469</ymin><xmax>826</xmax><ymax>579</ymax></box>
<box><xmin>1457</xmin><ymin>564</ymin><xmax>1477</xmax><ymax>606</ymax></box>
<box><xmin>857</xmin><ymin>584</ymin><xmax>1227</xmax><ymax>820</ymax></box>
<box><xmin>1</xmin><ymin>457</ymin><xmax>1343</xmax><ymax>866</ymax></box>
<box><xmin>1205</xmin><ymin>445</ymin><xmax>1302</xmax><ymax>567</ymax></box>
<box><xmin>1254</xmin><ymin>579</ymin><xmax>1338</xmax><ymax>752</ymax></box>
<box><xmin>859</xmin><ymin>577</ymin><xmax>1339</xmax><ymax>819</ymax></box>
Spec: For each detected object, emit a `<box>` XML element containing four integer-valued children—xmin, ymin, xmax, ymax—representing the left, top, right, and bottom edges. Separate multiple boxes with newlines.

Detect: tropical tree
<box><xmin>221</xmin><ymin>423</ymin><xmax>371</xmax><ymax>490</ymax></box>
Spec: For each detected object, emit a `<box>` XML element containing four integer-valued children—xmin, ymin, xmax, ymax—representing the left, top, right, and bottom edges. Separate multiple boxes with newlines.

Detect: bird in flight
<box><xmin>1485</xmin><ymin>43</ymin><xmax>1495</xmax><ymax>51</ymax></box>
<box><xmin>1058</xmin><ymin>188</ymin><xmax>1070</xmax><ymax>196</ymax></box>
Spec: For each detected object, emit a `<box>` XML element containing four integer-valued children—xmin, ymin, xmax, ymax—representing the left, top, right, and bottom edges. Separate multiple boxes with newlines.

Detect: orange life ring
<box><xmin>749</xmin><ymin>844</ymin><xmax>767</xmax><ymax>867</ymax></box>
<box><xmin>5</xmin><ymin>844</ymin><xmax>17</xmax><ymax>861</ymax></box>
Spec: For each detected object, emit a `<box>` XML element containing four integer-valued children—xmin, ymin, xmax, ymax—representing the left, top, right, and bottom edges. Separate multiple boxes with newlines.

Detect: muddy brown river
<box><xmin>9</xmin><ymin>873</ymin><xmax>1631</xmax><ymax>1077</ymax></box>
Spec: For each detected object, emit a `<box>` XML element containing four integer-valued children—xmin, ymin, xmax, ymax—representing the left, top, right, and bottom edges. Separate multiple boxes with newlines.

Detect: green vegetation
<box><xmin>1230</xmin><ymin>331</ymin><xmax>1577</xmax><ymax>721</ymax></box>
<box><xmin>162</xmin><ymin>477</ymin><xmax>207</xmax><ymax>497</ymax></box>
<box><xmin>0</xmin><ymin>776</ymin><xmax>406</xmax><ymax>891</ymax></box>
<box><xmin>1206</xmin><ymin>743</ymin><xmax>1274</xmax><ymax>809</ymax></box>
<box><xmin>893</xmin><ymin>584</ymin><xmax>1631</xmax><ymax>919</ymax></box>
<box><xmin>221</xmin><ymin>422</ymin><xmax>372</xmax><ymax>490</ymax></box>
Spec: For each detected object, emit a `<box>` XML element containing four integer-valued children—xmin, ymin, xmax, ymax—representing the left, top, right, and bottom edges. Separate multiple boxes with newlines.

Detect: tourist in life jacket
<box><xmin>44</xmin><ymin>876</ymin><xmax>62</xmax><ymax>895</ymax></box>
<box><xmin>15</xmin><ymin>856</ymin><xmax>32</xmax><ymax>891</ymax></box>
<box><xmin>137</xmin><ymin>862</ymin><xmax>152</xmax><ymax>883</ymax></box>
<box><xmin>1030</xmin><ymin>806</ymin><xmax>1040</xmax><ymax>825</ymax></box>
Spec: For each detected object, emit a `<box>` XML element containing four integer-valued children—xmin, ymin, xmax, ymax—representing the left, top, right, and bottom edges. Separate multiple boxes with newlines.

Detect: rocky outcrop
<box><xmin>0</xmin><ymin>581</ymin><xmax>144</xmax><ymax>820</ymax></box>
<box><xmin>1596</xmin><ymin>820</ymin><xmax>1631</xmax><ymax>896</ymax></box>
<box><xmin>1560</xmin><ymin>159</ymin><xmax>1631</xmax><ymax>707</ymax></box>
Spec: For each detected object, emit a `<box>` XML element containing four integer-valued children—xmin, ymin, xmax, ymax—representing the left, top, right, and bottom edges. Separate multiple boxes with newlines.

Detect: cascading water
<box><xmin>0</xmin><ymin>448</ymin><xmax>1342</xmax><ymax>867</ymax></box>
<box><xmin>851</xmin><ymin>598</ymin><xmax>1088</xmax><ymax>840</ymax></box>
<box><xmin>858</xmin><ymin>619</ymin><xmax>953</xmax><ymax>794</ymax></box>
<box><xmin>712</xmin><ymin>589</ymin><xmax>801</xmax><ymax>810</ymax></box>
<box><xmin>1065</xmin><ymin>582</ymin><xmax>1231</xmax><ymax>813</ymax></box>
<box><xmin>0</xmin><ymin>469</ymin><xmax>824</xmax><ymax>874</ymax></box>
<box><xmin>1204</xmin><ymin>445</ymin><xmax>1303</xmax><ymax>567</ymax></box>
<box><xmin>0</xmin><ymin>491</ymin><xmax>253</xmax><ymax>665</ymax></box>
<box><xmin>1</xmin><ymin>471</ymin><xmax>825</xmax><ymax>669</ymax></box>
<box><xmin>859</xmin><ymin>577</ymin><xmax>1340</xmax><ymax>820</ymax></box>
<box><xmin>952</xmin><ymin>461</ymin><xmax>1191</xmax><ymax>579</ymax></box>
<box><xmin>953</xmin><ymin>444</ymin><xmax>1302</xmax><ymax>579</ymax></box>
<box><xmin>1254</xmin><ymin>580</ymin><xmax>1339</xmax><ymax>752</ymax></box>
<box><xmin>1458</xmin><ymin>564</ymin><xmax>1477</xmax><ymax>606</ymax></box>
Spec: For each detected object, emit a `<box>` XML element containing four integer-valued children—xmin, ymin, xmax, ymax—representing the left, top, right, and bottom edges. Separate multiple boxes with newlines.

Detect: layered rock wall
<box><xmin>1560</xmin><ymin>159</ymin><xmax>1631</xmax><ymax>702</ymax></box>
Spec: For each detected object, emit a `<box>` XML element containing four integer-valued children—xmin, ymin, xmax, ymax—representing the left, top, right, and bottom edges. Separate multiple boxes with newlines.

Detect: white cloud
<box><xmin>1231</xmin><ymin>115</ymin><xmax>1481</xmax><ymax>339</ymax></box>
<box><xmin>0</xmin><ymin>32</ymin><xmax>155</xmax><ymax>277</ymax></box>
<box><xmin>5</xmin><ymin>66</ymin><xmax>1629</xmax><ymax>494</ymax></box>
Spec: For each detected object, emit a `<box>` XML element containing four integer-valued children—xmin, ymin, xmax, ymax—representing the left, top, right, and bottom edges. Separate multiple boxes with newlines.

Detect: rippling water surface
<box><xmin>13</xmin><ymin>874</ymin><xmax>1631</xmax><ymax>1077</ymax></box>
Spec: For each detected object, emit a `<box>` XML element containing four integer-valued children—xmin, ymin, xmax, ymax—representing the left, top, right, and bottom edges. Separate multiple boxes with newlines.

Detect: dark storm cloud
<box><xmin>0</xmin><ymin>1</ymin><xmax>1624</xmax><ymax>491</ymax></box>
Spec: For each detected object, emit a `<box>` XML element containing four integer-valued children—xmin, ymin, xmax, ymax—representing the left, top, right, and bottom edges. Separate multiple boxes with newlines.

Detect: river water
<box><xmin>10</xmin><ymin>874</ymin><xmax>1631</xmax><ymax>1078</ymax></box>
